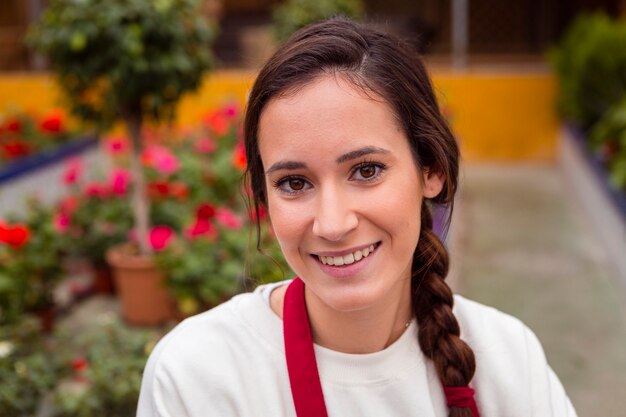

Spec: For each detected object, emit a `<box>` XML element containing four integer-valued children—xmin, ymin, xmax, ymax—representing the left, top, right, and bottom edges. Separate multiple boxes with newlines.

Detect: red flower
<box><xmin>232</xmin><ymin>142</ymin><xmax>247</xmax><ymax>170</ymax></box>
<box><xmin>4</xmin><ymin>118</ymin><xmax>21</xmax><ymax>133</ymax></box>
<box><xmin>196</xmin><ymin>203</ymin><xmax>216</xmax><ymax>219</ymax></box>
<box><xmin>184</xmin><ymin>218</ymin><xmax>217</xmax><ymax>240</ymax></box>
<box><xmin>0</xmin><ymin>223</ymin><xmax>31</xmax><ymax>249</ymax></box>
<box><xmin>62</xmin><ymin>158</ymin><xmax>83</xmax><ymax>186</ymax></box>
<box><xmin>203</xmin><ymin>110</ymin><xmax>230</xmax><ymax>136</ymax></box>
<box><xmin>71</xmin><ymin>357</ymin><xmax>89</xmax><ymax>373</ymax></box>
<box><xmin>149</xmin><ymin>225</ymin><xmax>174</xmax><ymax>251</ymax></box>
<box><xmin>84</xmin><ymin>182</ymin><xmax>111</xmax><ymax>198</ymax></box>
<box><xmin>2</xmin><ymin>141</ymin><xmax>31</xmax><ymax>158</ymax></box>
<box><xmin>169</xmin><ymin>181</ymin><xmax>189</xmax><ymax>200</ymax></box>
<box><xmin>148</xmin><ymin>181</ymin><xmax>170</xmax><ymax>198</ymax></box>
<box><xmin>59</xmin><ymin>196</ymin><xmax>79</xmax><ymax>214</ymax></box>
<box><xmin>215</xmin><ymin>207</ymin><xmax>243</xmax><ymax>230</ymax></box>
<box><xmin>39</xmin><ymin>109</ymin><xmax>65</xmax><ymax>134</ymax></box>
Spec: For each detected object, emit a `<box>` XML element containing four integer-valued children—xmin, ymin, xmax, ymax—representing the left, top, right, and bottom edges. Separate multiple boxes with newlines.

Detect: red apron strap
<box><xmin>283</xmin><ymin>278</ymin><xmax>329</xmax><ymax>417</ymax></box>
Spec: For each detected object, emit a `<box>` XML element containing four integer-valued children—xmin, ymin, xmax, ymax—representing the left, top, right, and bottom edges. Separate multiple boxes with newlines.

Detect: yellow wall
<box><xmin>0</xmin><ymin>69</ymin><xmax>558</xmax><ymax>162</ymax></box>
<box><xmin>433</xmin><ymin>71</ymin><xmax>558</xmax><ymax>162</ymax></box>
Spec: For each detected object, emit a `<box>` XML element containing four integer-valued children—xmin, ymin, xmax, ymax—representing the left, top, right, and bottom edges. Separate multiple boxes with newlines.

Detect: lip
<box><xmin>313</xmin><ymin>242</ymin><xmax>379</xmax><ymax>257</ymax></box>
<box><xmin>311</xmin><ymin>242</ymin><xmax>381</xmax><ymax>278</ymax></box>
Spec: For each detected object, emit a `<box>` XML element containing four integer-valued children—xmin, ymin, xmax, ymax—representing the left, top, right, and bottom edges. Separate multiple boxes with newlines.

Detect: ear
<box><xmin>422</xmin><ymin>169</ymin><xmax>445</xmax><ymax>199</ymax></box>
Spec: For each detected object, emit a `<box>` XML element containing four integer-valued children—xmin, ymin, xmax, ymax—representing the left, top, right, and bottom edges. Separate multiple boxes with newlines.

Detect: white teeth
<box><xmin>319</xmin><ymin>244</ymin><xmax>378</xmax><ymax>266</ymax></box>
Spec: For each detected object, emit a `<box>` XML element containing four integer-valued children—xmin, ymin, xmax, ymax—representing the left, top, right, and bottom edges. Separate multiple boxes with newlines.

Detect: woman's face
<box><xmin>258</xmin><ymin>75</ymin><xmax>443</xmax><ymax>315</ymax></box>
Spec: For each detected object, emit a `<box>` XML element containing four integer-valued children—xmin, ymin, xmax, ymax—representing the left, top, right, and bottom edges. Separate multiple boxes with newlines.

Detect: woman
<box><xmin>137</xmin><ymin>18</ymin><xmax>577</xmax><ymax>417</ymax></box>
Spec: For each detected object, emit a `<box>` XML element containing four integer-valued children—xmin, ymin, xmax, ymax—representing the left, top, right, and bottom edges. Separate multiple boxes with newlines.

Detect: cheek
<box><xmin>266</xmin><ymin>196</ymin><xmax>308</xmax><ymax>253</ymax></box>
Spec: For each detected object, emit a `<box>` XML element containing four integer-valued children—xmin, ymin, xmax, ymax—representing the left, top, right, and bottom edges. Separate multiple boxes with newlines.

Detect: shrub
<box><xmin>273</xmin><ymin>0</ymin><xmax>364</xmax><ymax>42</ymax></box>
<box><xmin>549</xmin><ymin>13</ymin><xmax>626</xmax><ymax>128</ymax></box>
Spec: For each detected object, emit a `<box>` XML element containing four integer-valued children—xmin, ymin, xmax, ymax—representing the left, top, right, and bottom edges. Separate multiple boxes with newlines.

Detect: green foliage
<box><xmin>28</xmin><ymin>0</ymin><xmax>216</xmax><ymax>129</ymax></box>
<box><xmin>0</xmin><ymin>318</ymin><xmax>61</xmax><ymax>416</ymax></box>
<box><xmin>589</xmin><ymin>98</ymin><xmax>626</xmax><ymax>190</ymax></box>
<box><xmin>61</xmin><ymin>191</ymin><xmax>134</xmax><ymax>268</ymax></box>
<box><xmin>273</xmin><ymin>0</ymin><xmax>364</xmax><ymax>42</ymax></box>
<box><xmin>0</xmin><ymin>199</ymin><xmax>65</xmax><ymax>323</ymax></box>
<box><xmin>548</xmin><ymin>13</ymin><xmax>626</xmax><ymax>128</ymax></box>
<box><xmin>147</xmin><ymin>109</ymin><xmax>291</xmax><ymax>316</ymax></box>
<box><xmin>51</xmin><ymin>317</ymin><xmax>160</xmax><ymax>417</ymax></box>
<box><xmin>0</xmin><ymin>109</ymin><xmax>73</xmax><ymax>164</ymax></box>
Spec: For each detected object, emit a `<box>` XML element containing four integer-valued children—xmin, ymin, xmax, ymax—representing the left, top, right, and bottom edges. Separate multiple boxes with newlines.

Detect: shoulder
<box><xmin>137</xmin><ymin>285</ymin><xmax>285</xmax><ymax>416</ymax></box>
<box><xmin>453</xmin><ymin>295</ymin><xmax>577</xmax><ymax>416</ymax></box>
<box><xmin>452</xmin><ymin>294</ymin><xmax>547</xmax><ymax>377</ymax></box>
<box><xmin>453</xmin><ymin>295</ymin><xmax>534</xmax><ymax>350</ymax></box>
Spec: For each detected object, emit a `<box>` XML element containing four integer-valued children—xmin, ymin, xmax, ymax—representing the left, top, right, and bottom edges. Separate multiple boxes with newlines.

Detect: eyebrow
<box><xmin>335</xmin><ymin>146</ymin><xmax>390</xmax><ymax>164</ymax></box>
<box><xmin>266</xmin><ymin>146</ymin><xmax>391</xmax><ymax>175</ymax></box>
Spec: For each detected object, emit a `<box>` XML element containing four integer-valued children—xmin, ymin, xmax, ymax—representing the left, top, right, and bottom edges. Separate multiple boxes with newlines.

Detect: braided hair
<box><xmin>244</xmin><ymin>17</ymin><xmax>475</xmax><ymax>417</ymax></box>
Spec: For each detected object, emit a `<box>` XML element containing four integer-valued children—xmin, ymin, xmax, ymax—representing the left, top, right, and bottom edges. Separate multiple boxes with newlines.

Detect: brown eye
<box><xmin>359</xmin><ymin>165</ymin><xmax>376</xmax><ymax>178</ymax></box>
<box><xmin>289</xmin><ymin>178</ymin><xmax>305</xmax><ymax>190</ymax></box>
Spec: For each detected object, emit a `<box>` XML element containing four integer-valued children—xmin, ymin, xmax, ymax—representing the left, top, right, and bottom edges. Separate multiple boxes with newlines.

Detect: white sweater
<box><xmin>137</xmin><ymin>282</ymin><xmax>577</xmax><ymax>417</ymax></box>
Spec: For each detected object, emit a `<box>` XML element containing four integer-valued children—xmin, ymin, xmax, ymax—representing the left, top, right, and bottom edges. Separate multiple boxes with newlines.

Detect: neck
<box><xmin>304</xmin><ymin>279</ymin><xmax>413</xmax><ymax>354</ymax></box>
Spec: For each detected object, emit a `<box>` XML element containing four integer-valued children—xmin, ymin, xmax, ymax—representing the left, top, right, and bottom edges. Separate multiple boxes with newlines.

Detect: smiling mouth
<box><xmin>315</xmin><ymin>242</ymin><xmax>380</xmax><ymax>266</ymax></box>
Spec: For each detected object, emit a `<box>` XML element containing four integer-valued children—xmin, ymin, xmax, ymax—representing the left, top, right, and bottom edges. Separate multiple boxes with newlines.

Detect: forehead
<box><xmin>258</xmin><ymin>75</ymin><xmax>407</xmax><ymax>163</ymax></box>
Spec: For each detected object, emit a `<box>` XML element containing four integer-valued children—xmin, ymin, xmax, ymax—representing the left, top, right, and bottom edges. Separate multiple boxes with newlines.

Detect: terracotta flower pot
<box><xmin>106</xmin><ymin>243</ymin><xmax>174</xmax><ymax>325</ymax></box>
<box><xmin>92</xmin><ymin>263</ymin><xmax>116</xmax><ymax>294</ymax></box>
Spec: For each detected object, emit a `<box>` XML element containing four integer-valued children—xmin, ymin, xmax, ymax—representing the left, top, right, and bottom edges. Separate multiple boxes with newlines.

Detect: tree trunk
<box><xmin>124</xmin><ymin>111</ymin><xmax>152</xmax><ymax>256</ymax></box>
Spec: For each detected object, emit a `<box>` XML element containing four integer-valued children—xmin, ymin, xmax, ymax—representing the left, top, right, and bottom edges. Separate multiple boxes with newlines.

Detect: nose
<box><xmin>312</xmin><ymin>187</ymin><xmax>358</xmax><ymax>242</ymax></box>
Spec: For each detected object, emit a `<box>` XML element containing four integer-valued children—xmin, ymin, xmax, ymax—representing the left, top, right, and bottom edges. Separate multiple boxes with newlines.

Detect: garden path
<box><xmin>452</xmin><ymin>164</ymin><xmax>626</xmax><ymax>417</ymax></box>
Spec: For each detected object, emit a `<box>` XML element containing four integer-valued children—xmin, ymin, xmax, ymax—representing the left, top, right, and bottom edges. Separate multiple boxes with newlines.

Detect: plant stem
<box><xmin>125</xmin><ymin>111</ymin><xmax>152</xmax><ymax>256</ymax></box>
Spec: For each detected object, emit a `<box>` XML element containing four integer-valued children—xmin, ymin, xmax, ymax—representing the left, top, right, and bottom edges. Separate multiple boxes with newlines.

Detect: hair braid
<box><xmin>412</xmin><ymin>202</ymin><xmax>476</xmax><ymax>417</ymax></box>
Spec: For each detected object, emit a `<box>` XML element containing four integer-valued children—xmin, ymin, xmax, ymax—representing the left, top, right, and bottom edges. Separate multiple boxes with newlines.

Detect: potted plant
<box><xmin>29</xmin><ymin>0</ymin><xmax>216</xmax><ymax>325</ymax></box>
<box><xmin>149</xmin><ymin>109</ymin><xmax>291</xmax><ymax>318</ymax></box>
<box><xmin>55</xmin><ymin>158</ymin><xmax>134</xmax><ymax>294</ymax></box>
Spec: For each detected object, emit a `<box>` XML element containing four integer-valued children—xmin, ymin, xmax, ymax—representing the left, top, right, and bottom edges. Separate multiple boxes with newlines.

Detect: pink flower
<box><xmin>110</xmin><ymin>168</ymin><xmax>131</xmax><ymax>195</ymax></box>
<box><xmin>216</xmin><ymin>208</ymin><xmax>243</xmax><ymax>230</ymax></box>
<box><xmin>54</xmin><ymin>212</ymin><xmax>71</xmax><ymax>233</ymax></box>
<box><xmin>250</xmin><ymin>206</ymin><xmax>268</xmax><ymax>223</ymax></box>
<box><xmin>222</xmin><ymin>103</ymin><xmax>239</xmax><ymax>119</ymax></box>
<box><xmin>184</xmin><ymin>218</ymin><xmax>217</xmax><ymax>240</ymax></box>
<box><xmin>195</xmin><ymin>136</ymin><xmax>217</xmax><ymax>153</ymax></box>
<box><xmin>62</xmin><ymin>158</ymin><xmax>83</xmax><ymax>186</ymax></box>
<box><xmin>142</xmin><ymin>145</ymin><xmax>179</xmax><ymax>175</ymax></box>
<box><xmin>149</xmin><ymin>225</ymin><xmax>174</xmax><ymax>251</ymax></box>
<box><xmin>104</xmin><ymin>136</ymin><xmax>129</xmax><ymax>155</ymax></box>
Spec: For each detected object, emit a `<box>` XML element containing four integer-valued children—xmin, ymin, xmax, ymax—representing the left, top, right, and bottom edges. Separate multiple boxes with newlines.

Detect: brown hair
<box><xmin>244</xmin><ymin>18</ymin><xmax>475</xmax><ymax>417</ymax></box>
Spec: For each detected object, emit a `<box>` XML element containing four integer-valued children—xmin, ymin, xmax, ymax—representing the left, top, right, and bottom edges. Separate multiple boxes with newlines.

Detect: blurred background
<box><xmin>1</xmin><ymin>0</ymin><xmax>625</xmax><ymax>416</ymax></box>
